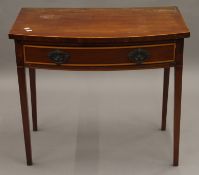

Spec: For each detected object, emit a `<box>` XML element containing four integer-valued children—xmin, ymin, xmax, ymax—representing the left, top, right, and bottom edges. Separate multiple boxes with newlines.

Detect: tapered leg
<box><xmin>17</xmin><ymin>67</ymin><xmax>33</xmax><ymax>165</ymax></box>
<box><xmin>161</xmin><ymin>68</ymin><xmax>170</xmax><ymax>131</ymax></box>
<box><xmin>29</xmin><ymin>68</ymin><xmax>38</xmax><ymax>131</ymax></box>
<box><xmin>173</xmin><ymin>66</ymin><xmax>183</xmax><ymax>166</ymax></box>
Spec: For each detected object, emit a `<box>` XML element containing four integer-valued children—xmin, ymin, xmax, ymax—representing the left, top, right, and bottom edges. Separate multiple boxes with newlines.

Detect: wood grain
<box><xmin>9</xmin><ymin>7</ymin><xmax>190</xmax><ymax>166</ymax></box>
<box><xmin>23</xmin><ymin>43</ymin><xmax>175</xmax><ymax>68</ymax></box>
<box><xmin>9</xmin><ymin>7</ymin><xmax>190</xmax><ymax>43</ymax></box>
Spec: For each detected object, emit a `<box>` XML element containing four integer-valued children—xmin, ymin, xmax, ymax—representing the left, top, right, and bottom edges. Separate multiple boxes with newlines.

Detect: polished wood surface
<box><xmin>15</xmin><ymin>41</ymin><xmax>32</xmax><ymax>165</ymax></box>
<box><xmin>17</xmin><ymin>67</ymin><xmax>32</xmax><ymax>165</ymax></box>
<box><xmin>23</xmin><ymin>43</ymin><xmax>175</xmax><ymax>67</ymax></box>
<box><xmin>173</xmin><ymin>39</ymin><xmax>184</xmax><ymax>166</ymax></box>
<box><xmin>9</xmin><ymin>7</ymin><xmax>190</xmax><ymax>43</ymax></box>
<box><xmin>9</xmin><ymin>7</ymin><xmax>190</xmax><ymax>166</ymax></box>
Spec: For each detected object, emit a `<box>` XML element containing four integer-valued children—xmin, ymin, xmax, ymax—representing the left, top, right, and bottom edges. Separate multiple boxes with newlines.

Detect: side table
<box><xmin>8</xmin><ymin>7</ymin><xmax>190</xmax><ymax>166</ymax></box>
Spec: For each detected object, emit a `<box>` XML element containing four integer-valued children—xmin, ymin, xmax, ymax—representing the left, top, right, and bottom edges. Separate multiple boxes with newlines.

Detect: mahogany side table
<box><xmin>8</xmin><ymin>7</ymin><xmax>190</xmax><ymax>166</ymax></box>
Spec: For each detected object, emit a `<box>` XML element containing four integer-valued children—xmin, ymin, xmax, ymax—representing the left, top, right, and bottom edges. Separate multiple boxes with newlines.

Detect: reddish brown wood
<box><xmin>27</xmin><ymin>62</ymin><xmax>174</xmax><ymax>71</ymax></box>
<box><xmin>161</xmin><ymin>68</ymin><xmax>170</xmax><ymax>130</ymax></box>
<box><xmin>24</xmin><ymin>44</ymin><xmax>175</xmax><ymax>66</ymax></box>
<box><xmin>29</xmin><ymin>68</ymin><xmax>38</xmax><ymax>131</ymax></box>
<box><xmin>173</xmin><ymin>65</ymin><xmax>183</xmax><ymax>166</ymax></box>
<box><xmin>9</xmin><ymin>7</ymin><xmax>190</xmax><ymax>44</ymax></box>
<box><xmin>15</xmin><ymin>41</ymin><xmax>33</xmax><ymax>165</ymax></box>
<box><xmin>9</xmin><ymin>8</ymin><xmax>190</xmax><ymax>166</ymax></box>
<box><xmin>22</xmin><ymin>38</ymin><xmax>177</xmax><ymax>47</ymax></box>
<box><xmin>17</xmin><ymin>67</ymin><xmax>33</xmax><ymax>165</ymax></box>
<box><xmin>173</xmin><ymin>39</ymin><xmax>184</xmax><ymax>166</ymax></box>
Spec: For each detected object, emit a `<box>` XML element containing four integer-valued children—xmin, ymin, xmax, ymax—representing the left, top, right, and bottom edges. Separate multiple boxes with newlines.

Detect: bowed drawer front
<box><xmin>23</xmin><ymin>43</ymin><xmax>176</xmax><ymax>67</ymax></box>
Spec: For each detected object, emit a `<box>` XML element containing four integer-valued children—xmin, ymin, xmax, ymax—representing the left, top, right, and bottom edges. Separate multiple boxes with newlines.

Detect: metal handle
<box><xmin>128</xmin><ymin>48</ymin><xmax>149</xmax><ymax>64</ymax></box>
<box><xmin>48</xmin><ymin>50</ymin><xmax>70</xmax><ymax>65</ymax></box>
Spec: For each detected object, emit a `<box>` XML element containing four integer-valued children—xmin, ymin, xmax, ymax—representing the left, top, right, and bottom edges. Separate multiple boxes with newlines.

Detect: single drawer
<box><xmin>23</xmin><ymin>43</ymin><xmax>176</xmax><ymax>67</ymax></box>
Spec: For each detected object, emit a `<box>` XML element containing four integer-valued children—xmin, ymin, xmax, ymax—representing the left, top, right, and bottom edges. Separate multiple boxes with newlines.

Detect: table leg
<box><xmin>161</xmin><ymin>68</ymin><xmax>170</xmax><ymax>131</ymax></box>
<box><xmin>173</xmin><ymin>66</ymin><xmax>183</xmax><ymax>166</ymax></box>
<box><xmin>29</xmin><ymin>68</ymin><xmax>38</xmax><ymax>131</ymax></box>
<box><xmin>17</xmin><ymin>67</ymin><xmax>33</xmax><ymax>165</ymax></box>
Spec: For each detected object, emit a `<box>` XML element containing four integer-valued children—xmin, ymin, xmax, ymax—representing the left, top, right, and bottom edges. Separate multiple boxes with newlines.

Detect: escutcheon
<box><xmin>128</xmin><ymin>48</ymin><xmax>149</xmax><ymax>64</ymax></box>
<box><xmin>48</xmin><ymin>50</ymin><xmax>70</xmax><ymax>65</ymax></box>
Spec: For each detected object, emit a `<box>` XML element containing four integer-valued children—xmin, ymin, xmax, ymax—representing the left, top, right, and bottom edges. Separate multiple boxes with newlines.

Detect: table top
<box><xmin>9</xmin><ymin>7</ymin><xmax>190</xmax><ymax>44</ymax></box>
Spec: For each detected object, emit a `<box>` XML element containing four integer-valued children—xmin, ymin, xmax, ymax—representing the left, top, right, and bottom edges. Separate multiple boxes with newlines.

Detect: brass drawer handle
<box><xmin>48</xmin><ymin>50</ymin><xmax>70</xmax><ymax>65</ymax></box>
<box><xmin>128</xmin><ymin>48</ymin><xmax>149</xmax><ymax>64</ymax></box>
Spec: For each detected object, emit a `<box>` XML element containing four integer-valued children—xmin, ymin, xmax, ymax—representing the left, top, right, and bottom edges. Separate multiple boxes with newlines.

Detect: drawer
<box><xmin>23</xmin><ymin>43</ymin><xmax>176</xmax><ymax>67</ymax></box>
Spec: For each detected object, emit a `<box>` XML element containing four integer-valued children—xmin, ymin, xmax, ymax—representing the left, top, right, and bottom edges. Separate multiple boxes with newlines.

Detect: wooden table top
<box><xmin>9</xmin><ymin>7</ymin><xmax>190</xmax><ymax>43</ymax></box>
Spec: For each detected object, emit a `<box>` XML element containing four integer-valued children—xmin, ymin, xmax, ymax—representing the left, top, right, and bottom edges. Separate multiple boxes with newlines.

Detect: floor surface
<box><xmin>0</xmin><ymin>68</ymin><xmax>198</xmax><ymax>175</ymax></box>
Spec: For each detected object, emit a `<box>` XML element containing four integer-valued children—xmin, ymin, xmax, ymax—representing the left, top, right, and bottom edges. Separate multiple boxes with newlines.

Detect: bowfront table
<box><xmin>9</xmin><ymin>7</ymin><xmax>190</xmax><ymax>166</ymax></box>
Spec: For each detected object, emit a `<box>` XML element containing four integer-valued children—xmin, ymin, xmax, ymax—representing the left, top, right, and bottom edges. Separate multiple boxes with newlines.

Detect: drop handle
<box><xmin>128</xmin><ymin>48</ymin><xmax>149</xmax><ymax>64</ymax></box>
<box><xmin>48</xmin><ymin>50</ymin><xmax>70</xmax><ymax>65</ymax></box>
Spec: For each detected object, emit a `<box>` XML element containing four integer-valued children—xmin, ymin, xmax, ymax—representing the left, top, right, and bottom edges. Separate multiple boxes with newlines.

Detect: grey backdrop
<box><xmin>0</xmin><ymin>0</ymin><xmax>198</xmax><ymax>175</ymax></box>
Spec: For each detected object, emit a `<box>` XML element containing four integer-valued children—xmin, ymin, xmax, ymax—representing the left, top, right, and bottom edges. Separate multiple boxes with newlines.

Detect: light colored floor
<box><xmin>0</xmin><ymin>67</ymin><xmax>198</xmax><ymax>175</ymax></box>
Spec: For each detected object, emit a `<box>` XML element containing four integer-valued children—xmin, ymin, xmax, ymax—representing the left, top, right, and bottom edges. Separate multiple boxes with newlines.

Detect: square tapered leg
<box><xmin>29</xmin><ymin>68</ymin><xmax>38</xmax><ymax>131</ymax></box>
<box><xmin>17</xmin><ymin>67</ymin><xmax>33</xmax><ymax>165</ymax></box>
<box><xmin>173</xmin><ymin>65</ymin><xmax>183</xmax><ymax>166</ymax></box>
<box><xmin>161</xmin><ymin>68</ymin><xmax>170</xmax><ymax>130</ymax></box>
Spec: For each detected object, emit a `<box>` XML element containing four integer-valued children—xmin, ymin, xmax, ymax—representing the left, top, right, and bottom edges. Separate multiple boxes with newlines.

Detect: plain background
<box><xmin>0</xmin><ymin>0</ymin><xmax>198</xmax><ymax>175</ymax></box>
